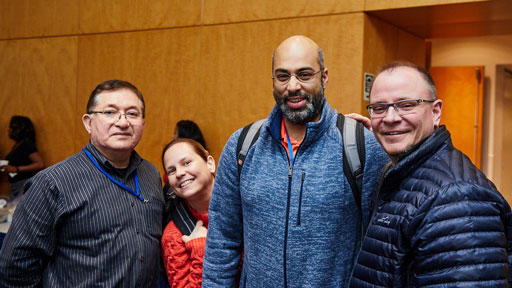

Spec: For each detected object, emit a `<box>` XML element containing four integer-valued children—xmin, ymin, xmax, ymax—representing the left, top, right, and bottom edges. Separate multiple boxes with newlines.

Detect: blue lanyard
<box><xmin>82</xmin><ymin>148</ymin><xmax>144</xmax><ymax>202</ymax></box>
<box><xmin>285</xmin><ymin>128</ymin><xmax>295</xmax><ymax>166</ymax></box>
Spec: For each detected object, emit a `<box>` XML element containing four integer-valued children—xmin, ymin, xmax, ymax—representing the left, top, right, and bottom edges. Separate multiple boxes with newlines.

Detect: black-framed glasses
<box><xmin>89</xmin><ymin>110</ymin><xmax>143</xmax><ymax>123</ymax></box>
<box><xmin>272</xmin><ymin>70</ymin><xmax>321</xmax><ymax>84</ymax></box>
<box><xmin>367</xmin><ymin>99</ymin><xmax>435</xmax><ymax>118</ymax></box>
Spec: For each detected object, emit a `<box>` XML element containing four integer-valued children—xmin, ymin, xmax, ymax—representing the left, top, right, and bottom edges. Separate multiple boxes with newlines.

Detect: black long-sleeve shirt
<box><xmin>0</xmin><ymin>142</ymin><xmax>164</xmax><ymax>287</ymax></box>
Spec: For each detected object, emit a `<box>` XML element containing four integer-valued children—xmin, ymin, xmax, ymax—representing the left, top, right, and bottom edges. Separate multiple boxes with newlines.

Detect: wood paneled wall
<box><xmin>0</xmin><ymin>0</ymin><xmax>426</xmax><ymax>197</ymax></box>
<box><xmin>362</xmin><ymin>16</ymin><xmax>426</xmax><ymax>114</ymax></box>
<box><xmin>0</xmin><ymin>36</ymin><xmax>77</xmax><ymax>197</ymax></box>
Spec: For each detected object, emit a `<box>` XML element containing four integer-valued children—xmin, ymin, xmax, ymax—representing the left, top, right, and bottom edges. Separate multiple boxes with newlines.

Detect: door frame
<box><xmin>494</xmin><ymin>65</ymin><xmax>512</xmax><ymax>193</ymax></box>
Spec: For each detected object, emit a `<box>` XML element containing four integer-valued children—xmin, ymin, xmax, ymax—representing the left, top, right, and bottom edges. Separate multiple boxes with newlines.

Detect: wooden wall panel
<box><xmin>0</xmin><ymin>37</ymin><xmax>77</xmax><ymax>197</ymax></box>
<box><xmin>362</xmin><ymin>16</ymin><xmax>399</xmax><ymax>115</ymax></box>
<box><xmin>362</xmin><ymin>14</ymin><xmax>425</xmax><ymax>115</ymax></box>
<box><xmin>204</xmin><ymin>0</ymin><xmax>364</xmax><ymax>24</ymax></box>
<box><xmin>199</xmin><ymin>13</ymin><xmax>366</xmax><ymax>160</ymax></box>
<box><xmin>363</xmin><ymin>16</ymin><xmax>399</xmax><ymax>75</ymax></box>
<box><xmin>397</xmin><ymin>30</ymin><xmax>426</xmax><ymax>66</ymax></box>
<box><xmin>77</xmin><ymin>13</ymin><xmax>366</xmax><ymax>174</ymax></box>
<box><xmin>0</xmin><ymin>0</ymin><xmax>79</xmax><ymax>39</ymax></box>
<box><xmin>0</xmin><ymin>41</ymin><xmax>22</xmax><ymax>196</ymax></box>
<box><xmin>365</xmin><ymin>0</ymin><xmax>486</xmax><ymax>10</ymax></box>
<box><xmin>79</xmin><ymin>0</ymin><xmax>202</xmax><ymax>34</ymax></box>
<box><xmin>77</xmin><ymin>28</ymin><xmax>203</xmax><ymax>170</ymax></box>
<box><xmin>365</xmin><ymin>0</ymin><xmax>512</xmax><ymax>39</ymax></box>
<box><xmin>0</xmin><ymin>1</ymin><xmax>433</xmax><ymax>195</ymax></box>
<box><xmin>322</xmin><ymin>14</ymin><xmax>366</xmax><ymax>115</ymax></box>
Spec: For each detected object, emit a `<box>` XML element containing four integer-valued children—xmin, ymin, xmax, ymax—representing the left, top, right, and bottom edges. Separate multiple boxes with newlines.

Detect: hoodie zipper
<box><xmin>283</xmin><ymin>128</ymin><xmax>306</xmax><ymax>288</ymax></box>
<box><xmin>283</xmin><ymin>165</ymin><xmax>293</xmax><ymax>288</ymax></box>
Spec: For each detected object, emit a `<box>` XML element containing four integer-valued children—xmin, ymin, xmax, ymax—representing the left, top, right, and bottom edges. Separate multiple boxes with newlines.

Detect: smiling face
<box><xmin>272</xmin><ymin>36</ymin><xmax>328</xmax><ymax>124</ymax></box>
<box><xmin>82</xmin><ymin>88</ymin><xmax>145</xmax><ymax>157</ymax></box>
<box><xmin>370</xmin><ymin>67</ymin><xmax>442</xmax><ymax>163</ymax></box>
<box><xmin>163</xmin><ymin>141</ymin><xmax>215</xmax><ymax>202</ymax></box>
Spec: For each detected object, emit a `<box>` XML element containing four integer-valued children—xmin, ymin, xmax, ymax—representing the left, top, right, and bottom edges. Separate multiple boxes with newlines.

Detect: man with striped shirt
<box><xmin>0</xmin><ymin>80</ymin><xmax>164</xmax><ymax>287</ymax></box>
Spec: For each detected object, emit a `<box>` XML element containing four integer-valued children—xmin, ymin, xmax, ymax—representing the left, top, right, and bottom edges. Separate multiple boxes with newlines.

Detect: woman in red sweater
<box><xmin>161</xmin><ymin>138</ymin><xmax>215</xmax><ymax>287</ymax></box>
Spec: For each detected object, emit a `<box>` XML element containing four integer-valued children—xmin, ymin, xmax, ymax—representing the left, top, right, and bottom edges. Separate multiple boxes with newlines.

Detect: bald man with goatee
<box><xmin>203</xmin><ymin>35</ymin><xmax>388</xmax><ymax>287</ymax></box>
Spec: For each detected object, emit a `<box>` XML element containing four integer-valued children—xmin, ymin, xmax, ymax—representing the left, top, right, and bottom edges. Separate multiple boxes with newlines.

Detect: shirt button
<box><xmin>140</xmin><ymin>256</ymin><xmax>144</xmax><ymax>263</ymax></box>
<box><xmin>131</xmin><ymin>202</ymin><xmax>134</xmax><ymax>207</ymax></box>
<box><xmin>136</xmin><ymin>228</ymin><xmax>140</xmax><ymax>234</ymax></box>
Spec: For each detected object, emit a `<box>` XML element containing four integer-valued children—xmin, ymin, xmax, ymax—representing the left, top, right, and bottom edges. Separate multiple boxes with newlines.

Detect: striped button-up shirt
<box><xmin>0</xmin><ymin>142</ymin><xmax>164</xmax><ymax>287</ymax></box>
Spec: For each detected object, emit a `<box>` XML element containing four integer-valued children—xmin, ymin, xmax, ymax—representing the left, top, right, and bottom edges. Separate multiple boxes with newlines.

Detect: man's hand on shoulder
<box><xmin>346</xmin><ymin>113</ymin><xmax>372</xmax><ymax>131</ymax></box>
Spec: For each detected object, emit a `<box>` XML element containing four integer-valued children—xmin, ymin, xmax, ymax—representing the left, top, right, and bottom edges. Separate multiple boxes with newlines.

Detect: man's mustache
<box><xmin>283</xmin><ymin>92</ymin><xmax>311</xmax><ymax>102</ymax></box>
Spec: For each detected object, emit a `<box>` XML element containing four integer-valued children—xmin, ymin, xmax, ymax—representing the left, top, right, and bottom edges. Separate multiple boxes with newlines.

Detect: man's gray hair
<box><xmin>374</xmin><ymin>61</ymin><xmax>437</xmax><ymax>100</ymax></box>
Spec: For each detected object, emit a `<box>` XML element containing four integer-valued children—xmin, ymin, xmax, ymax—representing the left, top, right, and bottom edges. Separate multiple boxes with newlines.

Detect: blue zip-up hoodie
<box><xmin>203</xmin><ymin>101</ymin><xmax>388</xmax><ymax>287</ymax></box>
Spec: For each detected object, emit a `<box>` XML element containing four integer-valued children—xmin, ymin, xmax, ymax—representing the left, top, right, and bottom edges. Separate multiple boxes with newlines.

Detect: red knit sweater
<box><xmin>161</xmin><ymin>202</ymin><xmax>209</xmax><ymax>288</ymax></box>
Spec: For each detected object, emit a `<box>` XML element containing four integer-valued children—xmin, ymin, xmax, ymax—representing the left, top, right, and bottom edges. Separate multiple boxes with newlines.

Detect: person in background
<box><xmin>202</xmin><ymin>35</ymin><xmax>388</xmax><ymax>287</ymax></box>
<box><xmin>0</xmin><ymin>116</ymin><xmax>44</xmax><ymax>200</ymax></box>
<box><xmin>0</xmin><ymin>79</ymin><xmax>164</xmax><ymax>287</ymax></box>
<box><xmin>161</xmin><ymin>138</ymin><xmax>215</xmax><ymax>287</ymax></box>
<box><xmin>349</xmin><ymin>61</ymin><xmax>512</xmax><ymax>287</ymax></box>
<box><xmin>173</xmin><ymin>120</ymin><xmax>207</xmax><ymax>150</ymax></box>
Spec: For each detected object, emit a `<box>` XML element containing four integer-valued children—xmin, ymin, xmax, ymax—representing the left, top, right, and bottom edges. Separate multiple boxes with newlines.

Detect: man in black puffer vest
<box><xmin>350</xmin><ymin>61</ymin><xmax>512</xmax><ymax>287</ymax></box>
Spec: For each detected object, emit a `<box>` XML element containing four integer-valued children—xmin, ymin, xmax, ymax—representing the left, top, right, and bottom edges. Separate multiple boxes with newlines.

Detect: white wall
<box><xmin>431</xmin><ymin>34</ymin><xmax>512</xmax><ymax>189</ymax></box>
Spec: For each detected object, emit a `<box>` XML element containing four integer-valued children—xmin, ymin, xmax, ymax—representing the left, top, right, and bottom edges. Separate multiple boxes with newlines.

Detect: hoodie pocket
<box><xmin>297</xmin><ymin>172</ymin><xmax>306</xmax><ymax>226</ymax></box>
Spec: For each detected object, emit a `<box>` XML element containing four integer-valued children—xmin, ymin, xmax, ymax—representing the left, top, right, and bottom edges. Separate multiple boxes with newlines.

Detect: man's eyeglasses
<box><xmin>272</xmin><ymin>70</ymin><xmax>321</xmax><ymax>84</ymax></box>
<box><xmin>89</xmin><ymin>110</ymin><xmax>143</xmax><ymax>123</ymax></box>
<box><xmin>367</xmin><ymin>99</ymin><xmax>435</xmax><ymax>118</ymax></box>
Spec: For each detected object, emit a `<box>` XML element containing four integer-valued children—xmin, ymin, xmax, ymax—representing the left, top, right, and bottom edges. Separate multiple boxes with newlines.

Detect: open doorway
<box><xmin>495</xmin><ymin>65</ymin><xmax>512</xmax><ymax>201</ymax></box>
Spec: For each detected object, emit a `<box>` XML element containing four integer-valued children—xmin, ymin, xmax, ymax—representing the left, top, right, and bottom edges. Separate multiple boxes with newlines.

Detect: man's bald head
<box><xmin>272</xmin><ymin>35</ymin><xmax>325</xmax><ymax>72</ymax></box>
<box><xmin>271</xmin><ymin>35</ymin><xmax>328</xmax><ymax>124</ymax></box>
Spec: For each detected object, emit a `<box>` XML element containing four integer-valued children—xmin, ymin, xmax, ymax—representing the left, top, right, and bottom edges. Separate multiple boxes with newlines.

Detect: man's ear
<box><xmin>432</xmin><ymin>99</ymin><xmax>443</xmax><ymax>128</ymax></box>
<box><xmin>82</xmin><ymin>114</ymin><xmax>92</xmax><ymax>134</ymax></box>
<box><xmin>322</xmin><ymin>68</ymin><xmax>328</xmax><ymax>88</ymax></box>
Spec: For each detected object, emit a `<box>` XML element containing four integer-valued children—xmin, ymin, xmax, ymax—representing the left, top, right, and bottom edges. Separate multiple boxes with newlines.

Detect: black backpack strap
<box><xmin>163</xmin><ymin>183</ymin><xmax>177</xmax><ymax>226</ymax></box>
<box><xmin>170</xmin><ymin>199</ymin><xmax>196</xmax><ymax>236</ymax></box>
<box><xmin>236</xmin><ymin>119</ymin><xmax>265</xmax><ymax>178</ymax></box>
<box><xmin>337</xmin><ymin>114</ymin><xmax>365</xmax><ymax>211</ymax></box>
